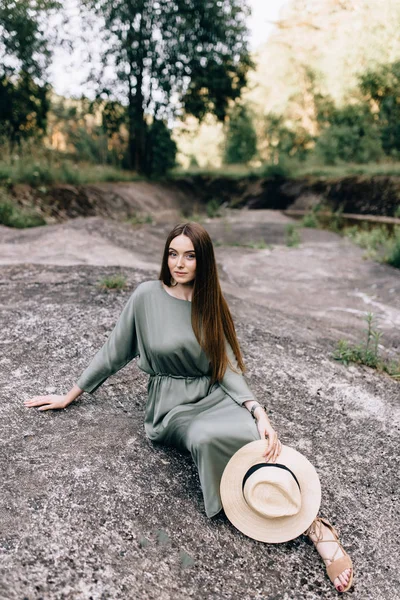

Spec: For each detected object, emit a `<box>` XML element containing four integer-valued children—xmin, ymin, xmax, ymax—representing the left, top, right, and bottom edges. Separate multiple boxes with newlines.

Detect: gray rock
<box><xmin>1</xmin><ymin>214</ymin><xmax>399</xmax><ymax>599</ymax></box>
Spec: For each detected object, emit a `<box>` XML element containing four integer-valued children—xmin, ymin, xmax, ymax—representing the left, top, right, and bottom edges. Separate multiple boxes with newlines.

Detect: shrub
<box><xmin>301</xmin><ymin>212</ymin><xmax>319</xmax><ymax>228</ymax></box>
<box><xmin>97</xmin><ymin>275</ymin><xmax>127</xmax><ymax>290</ymax></box>
<box><xmin>206</xmin><ymin>199</ymin><xmax>222</xmax><ymax>218</ymax></box>
<box><xmin>386</xmin><ymin>227</ymin><xmax>400</xmax><ymax>268</ymax></box>
<box><xmin>145</xmin><ymin>119</ymin><xmax>177</xmax><ymax>177</ymax></box>
<box><xmin>285</xmin><ymin>223</ymin><xmax>301</xmax><ymax>247</ymax></box>
<box><xmin>333</xmin><ymin>312</ymin><xmax>400</xmax><ymax>379</ymax></box>
<box><xmin>126</xmin><ymin>213</ymin><xmax>153</xmax><ymax>225</ymax></box>
<box><xmin>0</xmin><ymin>195</ymin><xmax>45</xmax><ymax>228</ymax></box>
<box><xmin>260</xmin><ymin>161</ymin><xmax>292</xmax><ymax>179</ymax></box>
<box><xmin>224</xmin><ymin>104</ymin><xmax>257</xmax><ymax>165</ymax></box>
<box><xmin>315</xmin><ymin>121</ymin><xmax>384</xmax><ymax>165</ymax></box>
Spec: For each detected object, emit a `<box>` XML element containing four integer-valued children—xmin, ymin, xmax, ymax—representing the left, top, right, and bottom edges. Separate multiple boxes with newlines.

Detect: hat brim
<box><xmin>220</xmin><ymin>441</ymin><xmax>321</xmax><ymax>543</ymax></box>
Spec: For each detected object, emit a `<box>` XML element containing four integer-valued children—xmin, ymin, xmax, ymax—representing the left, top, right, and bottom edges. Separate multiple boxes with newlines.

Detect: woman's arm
<box><xmin>24</xmin><ymin>285</ymin><xmax>141</xmax><ymax>411</ymax></box>
<box><xmin>219</xmin><ymin>338</ymin><xmax>258</xmax><ymax>406</ymax></box>
<box><xmin>243</xmin><ymin>400</ymin><xmax>281</xmax><ymax>462</ymax></box>
<box><xmin>75</xmin><ymin>287</ymin><xmax>140</xmax><ymax>394</ymax></box>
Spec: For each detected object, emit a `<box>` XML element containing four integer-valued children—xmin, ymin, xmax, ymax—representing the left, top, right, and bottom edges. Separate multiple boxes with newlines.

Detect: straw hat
<box><xmin>220</xmin><ymin>440</ymin><xmax>321</xmax><ymax>543</ymax></box>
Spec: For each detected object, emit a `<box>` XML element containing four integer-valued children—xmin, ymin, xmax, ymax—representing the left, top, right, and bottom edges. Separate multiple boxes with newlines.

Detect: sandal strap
<box><xmin>305</xmin><ymin>517</ymin><xmax>353</xmax><ymax>578</ymax></box>
<box><xmin>326</xmin><ymin>555</ymin><xmax>353</xmax><ymax>584</ymax></box>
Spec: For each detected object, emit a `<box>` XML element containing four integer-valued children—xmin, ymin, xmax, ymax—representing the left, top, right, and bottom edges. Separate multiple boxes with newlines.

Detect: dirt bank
<box><xmin>3</xmin><ymin>174</ymin><xmax>400</xmax><ymax>229</ymax></box>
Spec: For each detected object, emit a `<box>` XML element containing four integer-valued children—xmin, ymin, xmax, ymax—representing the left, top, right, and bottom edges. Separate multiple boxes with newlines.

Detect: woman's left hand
<box><xmin>255</xmin><ymin>411</ymin><xmax>282</xmax><ymax>463</ymax></box>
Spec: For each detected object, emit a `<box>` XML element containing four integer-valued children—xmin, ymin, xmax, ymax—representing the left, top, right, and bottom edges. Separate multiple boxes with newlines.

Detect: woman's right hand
<box><xmin>24</xmin><ymin>394</ymin><xmax>70</xmax><ymax>411</ymax></box>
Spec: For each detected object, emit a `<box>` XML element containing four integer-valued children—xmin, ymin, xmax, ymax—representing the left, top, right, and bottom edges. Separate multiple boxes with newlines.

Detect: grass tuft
<box><xmin>97</xmin><ymin>275</ymin><xmax>128</xmax><ymax>290</ymax></box>
<box><xmin>126</xmin><ymin>212</ymin><xmax>153</xmax><ymax>225</ymax></box>
<box><xmin>206</xmin><ymin>198</ymin><xmax>222</xmax><ymax>218</ymax></box>
<box><xmin>285</xmin><ymin>223</ymin><xmax>301</xmax><ymax>247</ymax></box>
<box><xmin>333</xmin><ymin>312</ymin><xmax>400</xmax><ymax>380</ymax></box>
<box><xmin>0</xmin><ymin>194</ymin><xmax>46</xmax><ymax>228</ymax></box>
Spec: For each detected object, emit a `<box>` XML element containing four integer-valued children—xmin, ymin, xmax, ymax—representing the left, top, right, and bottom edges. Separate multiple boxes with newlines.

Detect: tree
<box><xmin>145</xmin><ymin>119</ymin><xmax>177</xmax><ymax>176</ymax></box>
<box><xmin>263</xmin><ymin>113</ymin><xmax>313</xmax><ymax>164</ymax></box>
<box><xmin>81</xmin><ymin>0</ymin><xmax>253</xmax><ymax>175</ymax></box>
<box><xmin>0</xmin><ymin>0</ymin><xmax>60</xmax><ymax>145</ymax></box>
<box><xmin>224</xmin><ymin>103</ymin><xmax>257</xmax><ymax>164</ymax></box>
<box><xmin>359</xmin><ymin>61</ymin><xmax>400</xmax><ymax>157</ymax></box>
<box><xmin>314</xmin><ymin>101</ymin><xmax>384</xmax><ymax>164</ymax></box>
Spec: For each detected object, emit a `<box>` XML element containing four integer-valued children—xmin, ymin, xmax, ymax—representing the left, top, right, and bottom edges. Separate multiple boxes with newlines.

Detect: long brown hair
<box><xmin>159</xmin><ymin>222</ymin><xmax>247</xmax><ymax>385</ymax></box>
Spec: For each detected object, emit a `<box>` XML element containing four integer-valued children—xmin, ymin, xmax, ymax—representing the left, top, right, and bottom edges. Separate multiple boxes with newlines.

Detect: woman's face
<box><xmin>168</xmin><ymin>234</ymin><xmax>196</xmax><ymax>284</ymax></box>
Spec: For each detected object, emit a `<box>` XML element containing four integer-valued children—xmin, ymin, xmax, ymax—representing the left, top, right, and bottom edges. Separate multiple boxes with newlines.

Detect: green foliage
<box><xmin>0</xmin><ymin>192</ymin><xmax>45</xmax><ymax>228</ymax></box>
<box><xmin>386</xmin><ymin>227</ymin><xmax>400</xmax><ymax>268</ymax></box>
<box><xmin>360</xmin><ymin>61</ymin><xmax>400</xmax><ymax>157</ymax></box>
<box><xmin>145</xmin><ymin>119</ymin><xmax>177</xmax><ymax>177</ymax></box>
<box><xmin>259</xmin><ymin>160</ymin><xmax>293</xmax><ymax>179</ymax></box>
<box><xmin>345</xmin><ymin>224</ymin><xmax>388</xmax><ymax>251</ymax></box>
<box><xmin>0</xmin><ymin>138</ymin><xmax>146</xmax><ymax>185</ymax></box>
<box><xmin>344</xmin><ymin>223</ymin><xmax>400</xmax><ymax>268</ymax></box>
<box><xmin>69</xmin><ymin>126</ymin><xmax>110</xmax><ymax>165</ymax></box>
<box><xmin>97</xmin><ymin>275</ymin><xmax>128</xmax><ymax>290</ymax></box>
<box><xmin>301</xmin><ymin>212</ymin><xmax>319</xmax><ymax>228</ymax></box>
<box><xmin>0</xmin><ymin>0</ymin><xmax>60</xmax><ymax>143</ymax></box>
<box><xmin>82</xmin><ymin>0</ymin><xmax>253</xmax><ymax>174</ymax></box>
<box><xmin>263</xmin><ymin>113</ymin><xmax>313</xmax><ymax>164</ymax></box>
<box><xmin>0</xmin><ymin>74</ymin><xmax>50</xmax><ymax>144</ymax></box>
<box><xmin>224</xmin><ymin>104</ymin><xmax>257</xmax><ymax>164</ymax></box>
<box><xmin>285</xmin><ymin>223</ymin><xmax>301</xmax><ymax>247</ymax></box>
<box><xmin>206</xmin><ymin>199</ymin><xmax>222</xmax><ymax>218</ymax></box>
<box><xmin>333</xmin><ymin>312</ymin><xmax>400</xmax><ymax>379</ymax></box>
<box><xmin>314</xmin><ymin>104</ymin><xmax>383</xmax><ymax>164</ymax></box>
<box><xmin>126</xmin><ymin>213</ymin><xmax>153</xmax><ymax>226</ymax></box>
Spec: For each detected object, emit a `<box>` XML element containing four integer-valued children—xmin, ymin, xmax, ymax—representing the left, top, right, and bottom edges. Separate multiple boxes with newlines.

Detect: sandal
<box><xmin>304</xmin><ymin>516</ymin><xmax>354</xmax><ymax>593</ymax></box>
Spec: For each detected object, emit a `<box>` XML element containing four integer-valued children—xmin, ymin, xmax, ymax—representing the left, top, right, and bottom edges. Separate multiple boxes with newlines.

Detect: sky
<box><xmin>247</xmin><ymin>0</ymin><xmax>288</xmax><ymax>50</ymax></box>
<box><xmin>49</xmin><ymin>0</ymin><xmax>289</xmax><ymax>98</ymax></box>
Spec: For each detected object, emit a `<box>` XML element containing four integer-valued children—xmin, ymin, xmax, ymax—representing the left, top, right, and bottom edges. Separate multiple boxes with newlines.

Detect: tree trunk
<box><xmin>127</xmin><ymin>6</ymin><xmax>147</xmax><ymax>174</ymax></box>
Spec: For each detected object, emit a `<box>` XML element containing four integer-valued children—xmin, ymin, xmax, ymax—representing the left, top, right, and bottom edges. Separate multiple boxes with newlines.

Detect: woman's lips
<box><xmin>175</xmin><ymin>272</ymin><xmax>187</xmax><ymax>275</ymax></box>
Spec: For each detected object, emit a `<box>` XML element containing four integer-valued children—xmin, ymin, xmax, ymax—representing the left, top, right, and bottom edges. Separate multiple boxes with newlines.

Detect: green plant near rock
<box><xmin>206</xmin><ymin>198</ymin><xmax>222</xmax><ymax>218</ymax></box>
<box><xmin>98</xmin><ymin>275</ymin><xmax>128</xmax><ymax>290</ymax></box>
<box><xmin>343</xmin><ymin>224</ymin><xmax>400</xmax><ymax>266</ymax></box>
<box><xmin>333</xmin><ymin>312</ymin><xmax>400</xmax><ymax>379</ymax></box>
<box><xmin>301</xmin><ymin>212</ymin><xmax>319</xmax><ymax>228</ymax></box>
<box><xmin>285</xmin><ymin>223</ymin><xmax>301</xmax><ymax>247</ymax></box>
<box><xmin>126</xmin><ymin>212</ymin><xmax>153</xmax><ymax>225</ymax></box>
<box><xmin>0</xmin><ymin>196</ymin><xmax>46</xmax><ymax>228</ymax></box>
<box><xmin>385</xmin><ymin>226</ymin><xmax>400</xmax><ymax>268</ymax></box>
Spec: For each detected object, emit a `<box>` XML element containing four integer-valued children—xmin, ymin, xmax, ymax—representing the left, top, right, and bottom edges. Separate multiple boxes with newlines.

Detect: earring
<box><xmin>170</xmin><ymin>276</ymin><xmax>178</xmax><ymax>287</ymax></box>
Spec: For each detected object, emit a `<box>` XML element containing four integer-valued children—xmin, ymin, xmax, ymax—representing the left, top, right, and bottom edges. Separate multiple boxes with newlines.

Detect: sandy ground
<box><xmin>1</xmin><ymin>209</ymin><xmax>399</xmax><ymax>599</ymax></box>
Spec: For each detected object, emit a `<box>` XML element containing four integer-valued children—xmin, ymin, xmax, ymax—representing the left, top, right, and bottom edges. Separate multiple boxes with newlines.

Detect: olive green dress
<box><xmin>76</xmin><ymin>280</ymin><xmax>260</xmax><ymax>517</ymax></box>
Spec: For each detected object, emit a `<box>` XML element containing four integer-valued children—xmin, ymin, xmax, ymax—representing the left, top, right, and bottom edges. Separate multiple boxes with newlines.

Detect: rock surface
<box><xmin>1</xmin><ymin>209</ymin><xmax>399</xmax><ymax>599</ymax></box>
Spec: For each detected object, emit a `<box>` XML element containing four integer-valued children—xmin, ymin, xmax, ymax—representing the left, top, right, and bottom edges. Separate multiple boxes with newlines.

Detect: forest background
<box><xmin>2</xmin><ymin>0</ymin><xmax>400</xmax><ymax>185</ymax></box>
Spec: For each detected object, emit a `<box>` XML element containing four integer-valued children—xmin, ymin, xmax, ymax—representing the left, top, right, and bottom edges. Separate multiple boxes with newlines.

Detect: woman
<box><xmin>24</xmin><ymin>222</ymin><xmax>353</xmax><ymax>593</ymax></box>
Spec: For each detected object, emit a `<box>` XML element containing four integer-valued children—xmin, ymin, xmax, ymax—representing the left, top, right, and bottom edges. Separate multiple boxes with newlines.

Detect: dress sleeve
<box><xmin>219</xmin><ymin>338</ymin><xmax>258</xmax><ymax>406</ymax></box>
<box><xmin>75</xmin><ymin>288</ymin><xmax>140</xmax><ymax>394</ymax></box>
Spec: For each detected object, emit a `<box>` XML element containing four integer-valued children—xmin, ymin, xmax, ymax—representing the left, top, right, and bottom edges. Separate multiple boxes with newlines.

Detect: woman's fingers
<box><xmin>24</xmin><ymin>394</ymin><xmax>68</xmax><ymax>411</ymax></box>
<box><xmin>271</xmin><ymin>440</ymin><xmax>282</xmax><ymax>463</ymax></box>
<box><xmin>263</xmin><ymin>430</ymin><xmax>277</xmax><ymax>457</ymax></box>
<box><xmin>264</xmin><ymin>433</ymin><xmax>282</xmax><ymax>463</ymax></box>
<box><xmin>24</xmin><ymin>397</ymin><xmax>49</xmax><ymax>407</ymax></box>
